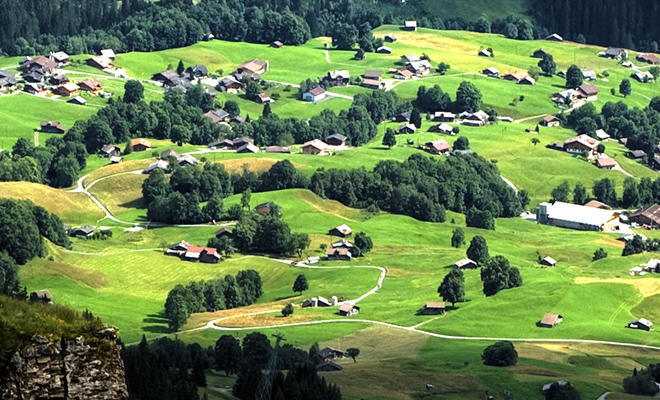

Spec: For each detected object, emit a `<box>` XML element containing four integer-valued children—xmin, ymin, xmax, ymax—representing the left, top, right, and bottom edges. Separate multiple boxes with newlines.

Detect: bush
<box><xmin>593</xmin><ymin>248</ymin><xmax>607</xmax><ymax>261</ymax></box>
<box><xmin>281</xmin><ymin>303</ymin><xmax>294</xmax><ymax>317</ymax></box>
<box><xmin>482</xmin><ymin>341</ymin><xmax>517</xmax><ymax>367</ymax></box>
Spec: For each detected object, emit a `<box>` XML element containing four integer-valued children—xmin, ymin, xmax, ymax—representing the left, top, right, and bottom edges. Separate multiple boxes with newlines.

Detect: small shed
<box><xmin>539</xmin><ymin>257</ymin><xmax>557</xmax><ymax>267</ymax></box>
<box><xmin>214</xmin><ymin>228</ymin><xmax>233</xmax><ymax>239</ymax></box>
<box><xmin>455</xmin><ymin>259</ymin><xmax>477</xmax><ymax>270</ymax></box>
<box><xmin>270</xmin><ymin>41</ymin><xmax>283</xmax><ymax>48</ymax></box>
<box><xmin>339</xmin><ymin>303</ymin><xmax>360</xmax><ymax>316</ymax></box>
<box><xmin>421</xmin><ymin>302</ymin><xmax>446</xmax><ymax>315</ymax></box>
<box><xmin>539</xmin><ymin>313</ymin><xmax>563</xmax><ymax>328</ymax></box>
<box><xmin>72</xmin><ymin>225</ymin><xmax>94</xmax><ymax>237</ymax></box>
<box><xmin>404</xmin><ymin>21</ymin><xmax>417</xmax><ymax>31</ymax></box>
<box><xmin>628</xmin><ymin>318</ymin><xmax>653</xmax><ymax>331</ymax></box>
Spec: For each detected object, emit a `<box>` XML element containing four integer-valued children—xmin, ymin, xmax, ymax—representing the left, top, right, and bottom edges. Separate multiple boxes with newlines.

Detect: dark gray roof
<box><xmin>326</xmin><ymin>133</ymin><xmax>347</xmax><ymax>142</ymax></box>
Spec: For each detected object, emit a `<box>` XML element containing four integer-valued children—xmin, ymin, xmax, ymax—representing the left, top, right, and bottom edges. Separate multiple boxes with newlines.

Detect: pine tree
<box><xmin>176</xmin><ymin>59</ymin><xmax>185</xmax><ymax>75</ymax></box>
<box><xmin>292</xmin><ymin>274</ymin><xmax>309</xmax><ymax>295</ymax></box>
<box><xmin>263</xmin><ymin>102</ymin><xmax>272</xmax><ymax>116</ymax></box>
<box><xmin>410</xmin><ymin>108</ymin><xmax>422</xmax><ymax>128</ymax></box>
<box><xmin>382</xmin><ymin>128</ymin><xmax>397</xmax><ymax>149</ymax></box>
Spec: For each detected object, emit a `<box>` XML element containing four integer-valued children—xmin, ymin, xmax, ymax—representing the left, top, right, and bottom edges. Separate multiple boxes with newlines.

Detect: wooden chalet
<box><xmin>316</xmin><ymin>362</ymin><xmax>342</xmax><ymax>372</ymax></box>
<box><xmin>629</xmin><ymin>204</ymin><xmax>660</xmax><ymax>227</ymax></box>
<box><xmin>326</xmin><ymin>247</ymin><xmax>352</xmax><ymax>261</ymax></box>
<box><xmin>302</xmin><ymin>139</ymin><xmax>329</xmax><ymax>155</ymax></box>
<box><xmin>318</xmin><ymin>347</ymin><xmax>344</xmax><ymax>362</ymax></box>
<box><xmin>131</xmin><ymin>138</ymin><xmax>152</xmax><ymax>152</ymax></box>
<box><xmin>78</xmin><ymin>79</ymin><xmax>102</xmax><ymax>93</ymax></box>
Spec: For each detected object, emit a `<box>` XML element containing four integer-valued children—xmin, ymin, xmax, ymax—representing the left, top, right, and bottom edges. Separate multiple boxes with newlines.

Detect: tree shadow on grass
<box><xmin>142</xmin><ymin>325</ymin><xmax>171</xmax><ymax>334</ymax></box>
<box><xmin>118</xmin><ymin>198</ymin><xmax>146</xmax><ymax>209</ymax></box>
<box><xmin>274</xmin><ymin>294</ymin><xmax>299</xmax><ymax>301</ymax></box>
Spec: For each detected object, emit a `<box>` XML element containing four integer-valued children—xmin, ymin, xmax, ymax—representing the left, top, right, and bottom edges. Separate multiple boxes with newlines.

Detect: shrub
<box><xmin>482</xmin><ymin>341</ymin><xmax>517</xmax><ymax>367</ymax></box>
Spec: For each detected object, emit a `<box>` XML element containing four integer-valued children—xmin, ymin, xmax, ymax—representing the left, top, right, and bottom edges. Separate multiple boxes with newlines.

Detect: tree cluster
<box><xmin>164</xmin><ymin>270</ymin><xmax>263</xmax><ymax>331</ymax></box>
<box><xmin>310</xmin><ymin>153</ymin><xmax>523</xmax><ymax>223</ymax></box>
<box><xmin>480</xmin><ymin>255</ymin><xmax>523</xmax><ymax>296</ymax></box>
<box><xmin>623</xmin><ymin>365</ymin><xmax>660</xmax><ymax>396</ymax></box>
<box><xmin>232</xmin><ymin>211</ymin><xmax>310</xmax><ymax>256</ymax></box>
<box><xmin>551</xmin><ymin>175</ymin><xmax>660</xmax><ymax>210</ymax></box>
<box><xmin>122</xmin><ymin>336</ymin><xmax>210</xmax><ymax>400</ymax></box>
<box><xmin>234</xmin><ymin>363</ymin><xmax>342</xmax><ymax>400</ymax></box>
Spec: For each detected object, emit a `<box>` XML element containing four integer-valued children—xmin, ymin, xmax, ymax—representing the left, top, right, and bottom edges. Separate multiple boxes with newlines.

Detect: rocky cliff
<box><xmin>0</xmin><ymin>328</ymin><xmax>129</xmax><ymax>400</ymax></box>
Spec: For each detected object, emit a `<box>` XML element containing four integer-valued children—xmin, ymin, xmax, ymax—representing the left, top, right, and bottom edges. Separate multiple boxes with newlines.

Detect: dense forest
<box><xmin>533</xmin><ymin>0</ymin><xmax>660</xmax><ymax>51</ymax></box>
<box><xmin>122</xmin><ymin>334</ymin><xmax>342</xmax><ymax>400</ymax></box>
<box><xmin>4</xmin><ymin>0</ymin><xmax>641</xmax><ymax>57</ymax></box>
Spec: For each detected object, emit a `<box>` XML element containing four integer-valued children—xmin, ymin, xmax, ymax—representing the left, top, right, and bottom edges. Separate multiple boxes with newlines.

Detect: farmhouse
<box><xmin>264</xmin><ymin>146</ymin><xmax>291</xmax><ymax>153</ymax></box>
<box><xmin>152</xmin><ymin>70</ymin><xmax>180</xmax><ymax>87</ymax></box>
<box><xmin>30</xmin><ymin>290</ymin><xmax>53</xmax><ymax>303</ymax></box>
<box><xmin>303</xmin><ymin>86</ymin><xmax>327</xmax><ymax>103</ymax></box>
<box><xmin>100</xmin><ymin>49</ymin><xmax>116</xmax><ymax>60</ymax></box>
<box><xmin>629</xmin><ymin>204</ymin><xmax>660</xmax><ymax>227</ymax></box>
<box><xmin>49</xmin><ymin>51</ymin><xmax>69</xmax><ymax>65</ymax></box>
<box><xmin>68</xmin><ymin>96</ymin><xmax>86</xmax><ymax>105</ymax></box>
<box><xmin>577</xmin><ymin>84</ymin><xmax>599</xmax><ymax>101</ymax></box>
<box><xmin>637</xmin><ymin>53</ymin><xmax>660</xmax><ymax>64</ymax></box>
<box><xmin>394</xmin><ymin>111</ymin><xmax>411</xmax><ymax>122</ymax></box>
<box><xmin>316</xmin><ymin>362</ymin><xmax>342</xmax><ymax>372</ymax></box>
<box><xmin>537</xmin><ymin>201</ymin><xmax>619</xmax><ymax>231</ymax></box>
<box><xmin>406</xmin><ymin>60</ymin><xmax>432</xmax><ymax>75</ymax></box>
<box><xmin>455</xmin><ymin>259</ymin><xmax>477</xmax><ymax>269</ymax></box>
<box><xmin>236</xmin><ymin>59</ymin><xmax>268</xmax><ymax>75</ymax></box>
<box><xmin>0</xmin><ymin>71</ymin><xmax>18</xmax><ymax>90</ymax></box>
<box><xmin>99</xmin><ymin>144</ymin><xmax>120</xmax><ymax>158</ymax></box>
<box><xmin>236</xmin><ymin>143</ymin><xmax>259</xmax><ymax>153</ymax></box>
<box><xmin>322</xmin><ymin>70</ymin><xmax>350</xmax><ymax>86</ymax></box>
<box><xmin>628</xmin><ymin>319</ymin><xmax>653</xmax><ymax>331</ymax></box>
<box><xmin>563</xmin><ymin>134</ymin><xmax>599</xmax><ymax>155</ymax></box>
<box><xmin>502</xmin><ymin>70</ymin><xmax>528</xmax><ymax>83</ymax></box>
<box><xmin>216</xmin><ymin>77</ymin><xmax>244</xmax><ymax>93</ymax></box>
<box><xmin>362</xmin><ymin>79</ymin><xmax>384</xmax><ymax>90</ymax></box>
<box><xmin>40</xmin><ymin>121</ymin><xmax>66</xmax><ymax>134</ymax></box>
<box><xmin>49</xmin><ymin>74</ymin><xmax>69</xmax><ymax>86</ymax></box>
<box><xmin>428</xmin><ymin>123</ymin><xmax>454</xmax><ymax>134</ymax></box>
<box><xmin>325</xmin><ymin>134</ymin><xmax>347</xmax><ymax>146</ymax></box>
<box><xmin>541</xmin><ymin>115</ymin><xmax>561</xmax><ymax>127</ymax></box>
<box><xmin>318</xmin><ymin>347</ymin><xmax>344</xmax><ymax>362</ymax></box>
<box><xmin>327</xmin><ymin>247</ymin><xmax>352</xmax><ymax>261</ymax></box>
<box><xmin>208</xmin><ymin>139</ymin><xmax>233</xmax><ymax>149</ymax></box>
<box><xmin>339</xmin><ymin>303</ymin><xmax>360</xmax><ymax>316</ymax></box>
<box><xmin>364</xmin><ymin>71</ymin><xmax>383</xmax><ymax>81</ymax></box>
<box><xmin>483</xmin><ymin>67</ymin><xmax>499</xmax><ymax>77</ymax></box>
<box><xmin>255</xmin><ymin>201</ymin><xmax>281</xmax><ymax>216</ymax></box>
<box><xmin>131</xmin><ymin>138</ymin><xmax>152</xmax><ymax>152</ymax></box>
<box><xmin>461</xmin><ymin>111</ymin><xmax>489</xmax><ymax>126</ymax></box>
<box><xmin>24</xmin><ymin>82</ymin><xmax>47</xmax><ymax>95</ymax></box>
<box><xmin>204</xmin><ymin>109</ymin><xmax>230</xmax><ymax>124</ymax></box>
<box><xmin>57</xmin><ymin>82</ymin><xmax>79</xmax><ymax>97</ymax></box>
<box><xmin>329</xmin><ymin>224</ymin><xmax>352</xmax><ymax>237</ymax></box>
<box><xmin>433</xmin><ymin>111</ymin><xmax>456</xmax><ymax>122</ymax></box>
<box><xmin>397</xmin><ymin>123</ymin><xmax>416</xmax><ymax>134</ymax></box>
<box><xmin>539</xmin><ymin>257</ymin><xmax>557</xmax><ymax>267</ymax></box>
<box><xmin>532</xmin><ymin>49</ymin><xmax>549</xmax><ymax>58</ymax></box>
<box><xmin>183</xmin><ymin>246</ymin><xmax>221</xmax><ymax>263</ymax></box>
<box><xmin>604</xmin><ymin>47</ymin><xmax>627</xmax><ymax>59</ymax></box>
<box><xmin>595</xmin><ymin>129</ymin><xmax>610</xmax><ymax>141</ymax></box>
<box><xmin>596</xmin><ymin>157</ymin><xmax>617</xmax><ymax>169</ymax></box>
<box><xmin>376</xmin><ymin>46</ymin><xmax>392</xmax><ymax>54</ymax></box>
<box><xmin>86</xmin><ymin>56</ymin><xmax>113</xmax><ymax>70</ymax></box>
<box><xmin>539</xmin><ymin>313</ymin><xmax>563</xmax><ymax>328</ymax></box>
<box><xmin>72</xmin><ymin>225</ymin><xmax>95</xmax><ymax>237</ymax></box>
<box><xmin>404</xmin><ymin>20</ymin><xmax>417</xmax><ymax>31</ymax></box>
<box><xmin>143</xmin><ymin>160</ymin><xmax>170</xmax><ymax>174</ymax></box>
<box><xmin>302</xmin><ymin>139</ymin><xmax>329</xmax><ymax>155</ymax></box>
<box><xmin>628</xmin><ymin>149</ymin><xmax>646</xmax><ymax>159</ymax></box>
<box><xmin>78</xmin><ymin>79</ymin><xmax>102</xmax><ymax>93</ymax></box>
<box><xmin>257</xmin><ymin>93</ymin><xmax>273</xmax><ymax>104</ymax></box>
<box><xmin>426</xmin><ymin>139</ymin><xmax>451</xmax><ymax>154</ymax></box>
<box><xmin>581</xmin><ymin>69</ymin><xmax>597</xmax><ymax>81</ymax></box>
<box><xmin>633</xmin><ymin>71</ymin><xmax>654</xmax><ymax>82</ymax></box>
<box><xmin>233</xmin><ymin>137</ymin><xmax>254</xmax><ymax>148</ymax></box>
<box><xmin>21</xmin><ymin>56</ymin><xmax>58</xmax><ymax>74</ymax></box>
<box><xmin>185</xmin><ymin>65</ymin><xmax>208</xmax><ymax>78</ymax></box>
<box><xmin>401</xmin><ymin>54</ymin><xmax>420</xmax><ymax>63</ymax></box>
<box><xmin>393</xmin><ymin>69</ymin><xmax>414</xmax><ymax>80</ymax></box>
<box><xmin>421</xmin><ymin>302</ymin><xmax>446</xmax><ymax>315</ymax></box>
<box><xmin>552</xmin><ymin>89</ymin><xmax>579</xmax><ymax>105</ymax></box>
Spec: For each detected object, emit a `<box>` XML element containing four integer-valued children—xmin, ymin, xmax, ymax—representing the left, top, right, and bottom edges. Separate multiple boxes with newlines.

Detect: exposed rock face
<box><xmin>0</xmin><ymin>329</ymin><xmax>129</xmax><ymax>399</ymax></box>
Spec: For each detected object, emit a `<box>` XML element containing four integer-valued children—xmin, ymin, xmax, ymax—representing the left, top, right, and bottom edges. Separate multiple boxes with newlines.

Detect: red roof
<box><xmin>308</xmin><ymin>86</ymin><xmax>326</xmax><ymax>96</ymax></box>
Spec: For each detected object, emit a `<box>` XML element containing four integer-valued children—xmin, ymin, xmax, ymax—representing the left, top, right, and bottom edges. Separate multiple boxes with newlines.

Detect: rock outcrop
<box><xmin>0</xmin><ymin>328</ymin><xmax>129</xmax><ymax>399</ymax></box>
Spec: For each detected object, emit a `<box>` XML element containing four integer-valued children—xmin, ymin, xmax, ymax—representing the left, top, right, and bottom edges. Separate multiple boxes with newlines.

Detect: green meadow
<box><xmin>6</xmin><ymin>24</ymin><xmax>660</xmax><ymax>400</ymax></box>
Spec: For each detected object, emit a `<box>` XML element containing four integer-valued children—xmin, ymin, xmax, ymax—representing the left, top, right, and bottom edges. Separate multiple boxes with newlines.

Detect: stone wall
<box><xmin>0</xmin><ymin>329</ymin><xmax>129</xmax><ymax>399</ymax></box>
